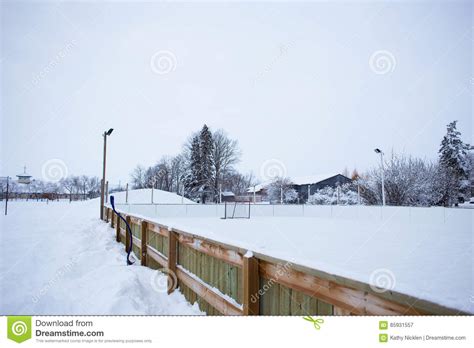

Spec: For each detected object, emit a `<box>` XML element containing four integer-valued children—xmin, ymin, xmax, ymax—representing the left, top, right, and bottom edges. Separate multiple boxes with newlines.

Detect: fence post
<box><xmin>141</xmin><ymin>221</ymin><xmax>148</xmax><ymax>266</ymax></box>
<box><xmin>125</xmin><ymin>215</ymin><xmax>131</xmax><ymax>253</ymax></box>
<box><xmin>243</xmin><ymin>252</ymin><xmax>259</xmax><ymax>315</ymax></box>
<box><xmin>116</xmin><ymin>213</ymin><xmax>120</xmax><ymax>242</ymax></box>
<box><xmin>110</xmin><ymin>209</ymin><xmax>114</xmax><ymax>228</ymax></box>
<box><xmin>167</xmin><ymin>230</ymin><xmax>178</xmax><ymax>294</ymax></box>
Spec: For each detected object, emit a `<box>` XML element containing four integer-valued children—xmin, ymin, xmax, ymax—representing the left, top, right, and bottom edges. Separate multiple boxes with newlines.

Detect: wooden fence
<box><xmin>102</xmin><ymin>206</ymin><xmax>462</xmax><ymax>315</ymax></box>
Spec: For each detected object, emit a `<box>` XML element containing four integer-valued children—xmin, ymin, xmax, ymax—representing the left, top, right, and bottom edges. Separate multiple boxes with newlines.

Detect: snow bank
<box><xmin>108</xmin><ymin>188</ymin><xmax>195</xmax><ymax>205</ymax></box>
<box><xmin>0</xmin><ymin>200</ymin><xmax>203</xmax><ymax>315</ymax></box>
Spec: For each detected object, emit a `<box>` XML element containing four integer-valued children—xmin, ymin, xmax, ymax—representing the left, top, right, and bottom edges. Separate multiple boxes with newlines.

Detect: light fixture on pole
<box><xmin>100</xmin><ymin>128</ymin><xmax>114</xmax><ymax>219</ymax></box>
<box><xmin>374</xmin><ymin>148</ymin><xmax>386</xmax><ymax>206</ymax></box>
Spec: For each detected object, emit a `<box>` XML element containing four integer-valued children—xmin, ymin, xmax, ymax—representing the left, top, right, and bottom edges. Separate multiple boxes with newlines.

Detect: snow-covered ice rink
<box><xmin>113</xmin><ymin>193</ymin><xmax>473</xmax><ymax>314</ymax></box>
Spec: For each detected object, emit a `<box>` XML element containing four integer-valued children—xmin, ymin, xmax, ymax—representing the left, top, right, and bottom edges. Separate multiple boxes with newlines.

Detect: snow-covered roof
<box><xmin>291</xmin><ymin>174</ymin><xmax>342</xmax><ymax>185</ymax></box>
<box><xmin>221</xmin><ymin>191</ymin><xmax>235</xmax><ymax>196</ymax></box>
<box><xmin>247</xmin><ymin>174</ymin><xmax>345</xmax><ymax>193</ymax></box>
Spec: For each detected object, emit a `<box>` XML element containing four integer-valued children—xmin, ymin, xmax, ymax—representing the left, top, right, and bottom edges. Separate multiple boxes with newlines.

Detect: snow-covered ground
<box><xmin>109</xmin><ymin>188</ymin><xmax>195</xmax><ymax>205</ymax></box>
<box><xmin>2</xmin><ymin>189</ymin><xmax>472</xmax><ymax>315</ymax></box>
<box><xmin>118</xmin><ymin>204</ymin><xmax>473</xmax><ymax>314</ymax></box>
<box><xmin>0</xmin><ymin>200</ymin><xmax>203</xmax><ymax>315</ymax></box>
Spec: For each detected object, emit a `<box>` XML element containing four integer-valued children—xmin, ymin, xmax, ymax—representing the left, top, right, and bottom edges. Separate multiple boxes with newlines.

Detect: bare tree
<box><xmin>130</xmin><ymin>165</ymin><xmax>146</xmax><ymax>189</ymax></box>
<box><xmin>60</xmin><ymin>177</ymin><xmax>75</xmax><ymax>202</ymax></box>
<box><xmin>211</xmin><ymin>129</ymin><xmax>241</xmax><ymax>201</ymax></box>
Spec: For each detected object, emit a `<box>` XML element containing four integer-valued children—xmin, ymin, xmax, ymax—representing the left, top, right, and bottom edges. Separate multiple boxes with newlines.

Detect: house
<box><xmin>220</xmin><ymin>191</ymin><xmax>235</xmax><ymax>203</ymax></box>
<box><xmin>247</xmin><ymin>174</ymin><xmax>352</xmax><ymax>202</ymax></box>
<box><xmin>291</xmin><ymin>174</ymin><xmax>352</xmax><ymax>202</ymax></box>
<box><xmin>16</xmin><ymin>166</ymin><xmax>32</xmax><ymax>184</ymax></box>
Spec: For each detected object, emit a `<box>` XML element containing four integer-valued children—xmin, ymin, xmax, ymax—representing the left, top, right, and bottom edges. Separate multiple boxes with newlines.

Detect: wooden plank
<box><xmin>334</xmin><ymin>306</ymin><xmax>352</xmax><ymax>315</ymax></box>
<box><xmin>168</xmin><ymin>230</ymin><xmax>178</xmax><ymax>294</ymax></box>
<box><xmin>279</xmin><ymin>286</ymin><xmax>291</xmax><ymax>315</ymax></box>
<box><xmin>177</xmin><ymin>234</ymin><xmax>243</xmax><ymax>267</ymax></box>
<box><xmin>110</xmin><ymin>210</ymin><xmax>115</xmax><ymax>228</ymax></box>
<box><xmin>176</xmin><ymin>266</ymin><xmax>243</xmax><ymax>316</ymax></box>
<box><xmin>147</xmin><ymin>246</ymin><xmax>168</xmax><ymax>268</ymax></box>
<box><xmin>130</xmin><ymin>216</ymin><xmax>141</xmax><ymax>225</ymax></box>
<box><xmin>259</xmin><ymin>260</ymin><xmax>422</xmax><ymax>315</ymax></box>
<box><xmin>146</xmin><ymin>222</ymin><xmax>169</xmax><ymax>237</ymax></box>
<box><xmin>317</xmin><ymin>299</ymin><xmax>333</xmax><ymax>315</ymax></box>
<box><xmin>243</xmin><ymin>254</ymin><xmax>259</xmax><ymax>315</ymax></box>
<box><xmin>115</xmin><ymin>214</ymin><xmax>120</xmax><ymax>242</ymax></box>
<box><xmin>141</xmin><ymin>221</ymin><xmax>148</xmax><ymax>266</ymax></box>
<box><xmin>132</xmin><ymin>235</ymin><xmax>141</xmax><ymax>248</ymax></box>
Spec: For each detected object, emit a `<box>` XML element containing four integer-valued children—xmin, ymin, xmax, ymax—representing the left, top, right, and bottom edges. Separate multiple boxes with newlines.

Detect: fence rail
<box><xmin>102</xmin><ymin>205</ymin><xmax>463</xmax><ymax>316</ymax></box>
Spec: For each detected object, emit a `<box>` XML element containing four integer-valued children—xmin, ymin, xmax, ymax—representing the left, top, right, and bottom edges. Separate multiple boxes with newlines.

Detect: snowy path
<box><xmin>0</xmin><ymin>200</ymin><xmax>203</xmax><ymax>315</ymax></box>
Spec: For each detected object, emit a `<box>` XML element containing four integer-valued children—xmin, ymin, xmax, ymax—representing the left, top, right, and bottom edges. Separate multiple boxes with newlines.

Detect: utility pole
<box><xmin>4</xmin><ymin>176</ymin><xmax>9</xmax><ymax>215</ymax></box>
<box><xmin>219</xmin><ymin>184</ymin><xmax>222</xmax><ymax>204</ymax></box>
<box><xmin>126</xmin><ymin>183</ymin><xmax>129</xmax><ymax>203</ymax></box>
<box><xmin>374</xmin><ymin>148</ymin><xmax>386</xmax><ymax>206</ymax></box>
<box><xmin>100</xmin><ymin>128</ymin><xmax>114</xmax><ymax>219</ymax></box>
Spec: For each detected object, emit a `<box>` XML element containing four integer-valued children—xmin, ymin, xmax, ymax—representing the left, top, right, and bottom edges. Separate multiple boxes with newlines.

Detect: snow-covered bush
<box><xmin>358</xmin><ymin>154</ymin><xmax>444</xmax><ymax>206</ymax></box>
<box><xmin>266</xmin><ymin>177</ymin><xmax>298</xmax><ymax>203</ymax></box>
<box><xmin>308</xmin><ymin>184</ymin><xmax>358</xmax><ymax>205</ymax></box>
<box><xmin>284</xmin><ymin>188</ymin><xmax>299</xmax><ymax>203</ymax></box>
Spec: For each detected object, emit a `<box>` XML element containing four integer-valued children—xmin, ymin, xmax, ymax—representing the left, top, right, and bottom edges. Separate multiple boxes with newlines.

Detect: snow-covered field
<box><xmin>0</xmin><ymin>200</ymin><xmax>203</xmax><ymax>315</ymax></box>
<box><xmin>116</xmin><ymin>201</ymin><xmax>473</xmax><ymax>314</ymax></box>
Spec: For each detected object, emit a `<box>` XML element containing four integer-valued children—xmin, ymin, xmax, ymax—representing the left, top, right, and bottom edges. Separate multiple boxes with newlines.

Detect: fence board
<box><xmin>176</xmin><ymin>266</ymin><xmax>243</xmax><ymax>315</ymax></box>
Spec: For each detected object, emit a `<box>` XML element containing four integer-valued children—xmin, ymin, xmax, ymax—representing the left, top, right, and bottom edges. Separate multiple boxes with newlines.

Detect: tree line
<box><xmin>129</xmin><ymin>121</ymin><xmax>472</xmax><ymax>207</ymax></box>
<box><xmin>130</xmin><ymin>124</ymin><xmax>257</xmax><ymax>203</ymax></box>
<box><xmin>357</xmin><ymin>121</ymin><xmax>472</xmax><ymax>207</ymax></box>
<box><xmin>1</xmin><ymin>175</ymin><xmax>101</xmax><ymax>201</ymax></box>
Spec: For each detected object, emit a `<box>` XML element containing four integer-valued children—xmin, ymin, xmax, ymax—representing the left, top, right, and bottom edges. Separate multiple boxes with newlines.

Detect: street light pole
<box><xmin>100</xmin><ymin>128</ymin><xmax>114</xmax><ymax>219</ymax></box>
<box><xmin>374</xmin><ymin>148</ymin><xmax>386</xmax><ymax>206</ymax></box>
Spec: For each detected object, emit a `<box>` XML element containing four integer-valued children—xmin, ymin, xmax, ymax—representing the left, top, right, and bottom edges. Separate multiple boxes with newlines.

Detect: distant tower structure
<box><xmin>16</xmin><ymin>165</ymin><xmax>32</xmax><ymax>184</ymax></box>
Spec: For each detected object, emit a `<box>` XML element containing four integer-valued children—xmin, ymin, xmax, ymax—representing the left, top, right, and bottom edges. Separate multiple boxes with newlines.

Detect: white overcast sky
<box><xmin>1</xmin><ymin>0</ymin><xmax>472</xmax><ymax>185</ymax></box>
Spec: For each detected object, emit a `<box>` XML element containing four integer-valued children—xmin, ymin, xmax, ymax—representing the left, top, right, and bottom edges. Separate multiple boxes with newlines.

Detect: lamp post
<box><xmin>100</xmin><ymin>128</ymin><xmax>114</xmax><ymax>219</ymax></box>
<box><xmin>374</xmin><ymin>148</ymin><xmax>386</xmax><ymax>206</ymax></box>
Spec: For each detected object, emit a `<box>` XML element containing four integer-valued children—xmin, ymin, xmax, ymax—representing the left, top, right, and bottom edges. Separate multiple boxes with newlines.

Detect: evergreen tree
<box><xmin>438</xmin><ymin>121</ymin><xmax>471</xmax><ymax>206</ymax></box>
<box><xmin>199</xmin><ymin>124</ymin><xmax>214</xmax><ymax>203</ymax></box>
<box><xmin>188</xmin><ymin>135</ymin><xmax>201</xmax><ymax>194</ymax></box>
